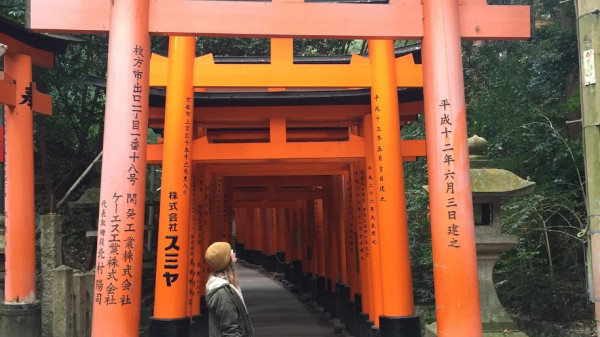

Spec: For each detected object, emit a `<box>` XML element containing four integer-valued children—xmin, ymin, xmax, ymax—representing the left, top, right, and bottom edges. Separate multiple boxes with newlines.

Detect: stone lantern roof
<box><xmin>468</xmin><ymin>135</ymin><xmax>535</xmax><ymax>197</ymax></box>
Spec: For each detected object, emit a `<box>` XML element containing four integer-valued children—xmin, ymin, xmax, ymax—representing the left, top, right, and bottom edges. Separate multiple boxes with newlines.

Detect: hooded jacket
<box><xmin>206</xmin><ymin>275</ymin><xmax>255</xmax><ymax>337</ymax></box>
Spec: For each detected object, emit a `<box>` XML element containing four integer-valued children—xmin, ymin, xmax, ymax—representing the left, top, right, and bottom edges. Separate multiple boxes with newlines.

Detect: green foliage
<box><xmin>34</xmin><ymin>34</ymin><xmax>108</xmax><ymax>213</ymax></box>
<box><xmin>0</xmin><ymin>0</ymin><xmax>24</xmax><ymax>23</ymax></box>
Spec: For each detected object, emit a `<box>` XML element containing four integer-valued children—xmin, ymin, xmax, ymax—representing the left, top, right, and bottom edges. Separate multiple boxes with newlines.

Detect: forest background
<box><xmin>0</xmin><ymin>0</ymin><xmax>593</xmax><ymax>334</ymax></box>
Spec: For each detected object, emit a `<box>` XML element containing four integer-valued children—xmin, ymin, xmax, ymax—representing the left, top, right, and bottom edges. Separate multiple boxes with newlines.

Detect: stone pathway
<box><xmin>237</xmin><ymin>264</ymin><xmax>338</xmax><ymax>337</ymax></box>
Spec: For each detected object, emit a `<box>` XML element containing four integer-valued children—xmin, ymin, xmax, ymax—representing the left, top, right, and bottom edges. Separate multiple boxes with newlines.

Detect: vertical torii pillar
<box><xmin>422</xmin><ymin>1</ymin><xmax>482</xmax><ymax>336</ymax></box>
<box><xmin>189</xmin><ymin>163</ymin><xmax>203</xmax><ymax>332</ymax></box>
<box><xmin>363</xmin><ymin>114</ymin><xmax>383</xmax><ymax>326</ymax></box>
<box><xmin>2</xmin><ymin>52</ymin><xmax>40</xmax><ymax>337</ymax></box>
<box><xmin>368</xmin><ymin>40</ymin><xmax>419</xmax><ymax>336</ymax></box>
<box><xmin>90</xmin><ymin>1</ymin><xmax>150</xmax><ymax>336</ymax></box>
<box><xmin>150</xmin><ymin>36</ymin><xmax>195</xmax><ymax>337</ymax></box>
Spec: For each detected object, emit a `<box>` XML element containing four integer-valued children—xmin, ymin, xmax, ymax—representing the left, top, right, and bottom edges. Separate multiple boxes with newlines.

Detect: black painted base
<box><xmin>345</xmin><ymin>300</ymin><xmax>357</xmax><ymax>337</ymax></box>
<box><xmin>365</xmin><ymin>320</ymin><xmax>375</xmax><ymax>337</ymax></box>
<box><xmin>335</xmin><ymin>284</ymin><xmax>349</xmax><ymax>324</ymax></box>
<box><xmin>200</xmin><ymin>296</ymin><xmax>207</xmax><ymax>315</ymax></box>
<box><xmin>235</xmin><ymin>242</ymin><xmax>245</xmax><ymax>260</ymax></box>
<box><xmin>315</xmin><ymin>276</ymin><xmax>326</xmax><ymax>306</ymax></box>
<box><xmin>148</xmin><ymin>317</ymin><xmax>190</xmax><ymax>337</ymax></box>
<box><xmin>379</xmin><ymin>315</ymin><xmax>421</xmax><ymax>337</ymax></box>
<box><xmin>0</xmin><ymin>302</ymin><xmax>41</xmax><ymax>337</ymax></box>
<box><xmin>358</xmin><ymin>313</ymin><xmax>369</xmax><ymax>337</ymax></box>
<box><xmin>190</xmin><ymin>315</ymin><xmax>209</xmax><ymax>337</ymax></box>
<box><xmin>303</xmin><ymin>272</ymin><xmax>313</xmax><ymax>294</ymax></box>
<box><xmin>275</xmin><ymin>251</ymin><xmax>286</xmax><ymax>273</ymax></box>
<box><xmin>292</xmin><ymin>260</ymin><xmax>303</xmax><ymax>285</ymax></box>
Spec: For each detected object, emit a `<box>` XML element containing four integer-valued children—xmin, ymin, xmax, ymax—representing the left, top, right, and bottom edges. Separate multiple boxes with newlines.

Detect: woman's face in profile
<box><xmin>231</xmin><ymin>250</ymin><xmax>237</xmax><ymax>264</ymax></box>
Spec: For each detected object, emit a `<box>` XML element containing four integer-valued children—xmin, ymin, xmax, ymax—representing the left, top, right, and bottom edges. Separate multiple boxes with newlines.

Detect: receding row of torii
<box><xmin>0</xmin><ymin>1</ymin><xmax>530</xmax><ymax>337</ymax></box>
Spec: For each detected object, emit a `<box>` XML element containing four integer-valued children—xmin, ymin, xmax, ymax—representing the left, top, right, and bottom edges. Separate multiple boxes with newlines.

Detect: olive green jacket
<box><xmin>206</xmin><ymin>276</ymin><xmax>255</xmax><ymax>337</ymax></box>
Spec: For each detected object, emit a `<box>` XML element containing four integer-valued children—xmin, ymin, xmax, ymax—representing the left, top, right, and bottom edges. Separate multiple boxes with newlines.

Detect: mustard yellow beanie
<box><xmin>205</xmin><ymin>242</ymin><xmax>231</xmax><ymax>271</ymax></box>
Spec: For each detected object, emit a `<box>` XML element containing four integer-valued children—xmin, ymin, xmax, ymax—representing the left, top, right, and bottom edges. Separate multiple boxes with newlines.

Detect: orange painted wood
<box><xmin>314</xmin><ymin>200</ymin><xmax>326</xmax><ymax>277</ymax></box>
<box><xmin>336</xmin><ymin>175</ymin><xmax>348</xmax><ymax>284</ymax></box>
<box><xmin>148</xmin><ymin>103</ymin><xmax>422</xmax><ymax>130</ymax></box>
<box><xmin>331</xmin><ymin>176</ymin><xmax>345</xmax><ymax>285</ymax></box>
<box><xmin>90</xmin><ymin>0</ymin><xmax>150</xmax><ymax>335</ymax></box>
<box><xmin>271</xmin><ymin>38</ymin><xmax>293</xmax><ymax>65</ymax></box>
<box><xmin>29</xmin><ymin>0</ymin><xmax>529</xmax><ymax>40</ymax></box>
<box><xmin>368</xmin><ymin>40</ymin><xmax>414</xmax><ymax>318</ymax></box>
<box><xmin>225</xmin><ymin>175</ymin><xmax>329</xmax><ymax>188</ymax></box>
<box><xmin>147</xmin><ymin>136</ymin><xmax>364</xmax><ymax>163</ymax></box>
<box><xmin>0</xmin><ymin>76</ymin><xmax>16</xmax><ymax>107</ymax></box>
<box><xmin>200</xmin><ymin>166</ymin><xmax>212</xmax><ymax>295</ymax></box>
<box><xmin>4</xmin><ymin>53</ymin><xmax>36</xmax><ymax>303</ymax></box>
<box><xmin>344</xmin><ymin>170</ymin><xmax>359</xmax><ymax>300</ymax></box>
<box><xmin>262</xmin><ymin>208</ymin><xmax>273</xmax><ymax>256</ymax></box>
<box><xmin>150</xmin><ymin>104</ymin><xmax>403</xmax><ymax>121</ymax></box>
<box><xmin>212</xmin><ymin>162</ymin><xmax>352</xmax><ymax>176</ymax></box>
<box><xmin>153</xmin><ymin>36</ymin><xmax>196</xmax><ymax>320</ymax></box>
<box><xmin>233</xmin><ymin>189</ymin><xmax>325</xmax><ymax>201</ymax></box>
<box><xmin>207</xmin><ymin>128</ymin><xmax>349</xmax><ymax>143</ymax></box>
<box><xmin>300</xmin><ymin>203</ymin><xmax>311</xmax><ymax>274</ymax></box>
<box><xmin>146</xmin><ymin>138</ymin><xmax>425</xmax><ymax>163</ymax></box>
<box><xmin>234</xmin><ymin>200</ymin><xmax>302</xmax><ymax>209</ymax></box>
<box><xmin>190</xmin><ymin>165</ymin><xmax>203</xmax><ymax>317</ymax></box>
<box><xmin>422</xmin><ymin>0</ymin><xmax>482</xmax><ymax>335</ymax></box>
<box><xmin>363</xmin><ymin>114</ymin><xmax>384</xmax><ymax>324</ymax></box>
<box><xmin>324</xmin><ymin>183</ymin><xmax>339</xmax><ymax>288</ymax></box>
<box><xmin>0</xmin><ymin>33</ymin><xmax>55</xmax><ymax>67</ymax></box>
<box><xmin>32</xmin><ymin>83</ymin><xmax>53</xmax><ymax>116</ymax></box>
<box><xmin>353</xmin><ymin>165</ymin><xmax>371</xmax><ymax>316</ymax></box>
<box><xmin>276</xmin><ymin>208</ymin><xmax>287</xmax><ymax>256</ymax></box>
<box><xmin>149</xmin><ymin>55</ymin><xmax>423</xmax><ymax>88</ymax></box>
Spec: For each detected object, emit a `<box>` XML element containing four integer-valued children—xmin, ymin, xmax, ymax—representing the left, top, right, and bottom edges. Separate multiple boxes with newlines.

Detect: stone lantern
<box><xmin>425</xmin><ymin>135</ymin><xmax>534</xmax><ymax>337</ymax></box>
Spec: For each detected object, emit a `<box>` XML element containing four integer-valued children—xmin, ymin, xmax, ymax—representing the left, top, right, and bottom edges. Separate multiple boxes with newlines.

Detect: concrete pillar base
<box><xmin>148</xmin><ymin>317</ymin><xmax>190</xmax><ymax>337</ymax></box>
<box><xmin>0</xmin><ymin>301</ymin><xmax>41</xmax><ymax>337</ymax></box>
<box><xmin>380</xmin><ymin>315</ymin><xmax>421</xmax><ymax>337</ymax></box>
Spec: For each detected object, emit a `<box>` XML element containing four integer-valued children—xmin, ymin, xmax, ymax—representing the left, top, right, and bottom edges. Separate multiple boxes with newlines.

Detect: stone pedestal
<box><xmin>477</xmin><ymin>235</ymin><xmax>520</xmax><ymax>332</ymax></box>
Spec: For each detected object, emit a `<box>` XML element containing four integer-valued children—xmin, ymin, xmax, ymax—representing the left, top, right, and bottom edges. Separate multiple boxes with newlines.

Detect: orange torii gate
<box><xmin>27</xmin><ymin>1</ymin><xmax>530</xmax><ymax>337</ymax></box>
<box><xmin>144</xmin><ymin>37</ymin><xmax>427</xmax><ymax>336</ymax></box>
<box><xmin>0</xmin><ymin>17</ymin><xmax>67</xmax><ymax>337</ymax></box>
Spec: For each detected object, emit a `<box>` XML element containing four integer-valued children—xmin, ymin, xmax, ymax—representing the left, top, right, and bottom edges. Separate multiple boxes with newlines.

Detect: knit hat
<box><xmin>205</xmin><ymin>242</ymin><xmax>232</xmax><ymax>271</ymax></box>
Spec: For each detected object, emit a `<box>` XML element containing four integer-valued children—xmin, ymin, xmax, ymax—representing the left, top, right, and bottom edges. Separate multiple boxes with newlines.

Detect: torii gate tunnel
<box><xmin>22</xmin><ymin>1</ymin><xmax>529</xmax><ymax>337</ymax></box>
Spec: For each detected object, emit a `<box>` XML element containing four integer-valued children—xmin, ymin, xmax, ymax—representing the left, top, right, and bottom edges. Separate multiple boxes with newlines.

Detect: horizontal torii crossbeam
<box><xmin>28</xmin><ymin>0</ymin><xmax>529</xmax><ymax>40</ymax></box>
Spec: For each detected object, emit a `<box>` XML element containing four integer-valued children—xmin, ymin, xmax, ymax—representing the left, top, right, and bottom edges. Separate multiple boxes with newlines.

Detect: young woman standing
<box><xmin>205</xmin><ymin>242</ymin><xmax>255</xmax><ymax>337</ymax></box>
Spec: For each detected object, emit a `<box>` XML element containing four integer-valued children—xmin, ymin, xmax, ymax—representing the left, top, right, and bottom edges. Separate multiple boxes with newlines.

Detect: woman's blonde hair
<box><xmin>213</xmin><ymin>260</ymin><xmax>240</xmax><ymax>289</ymax></box>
